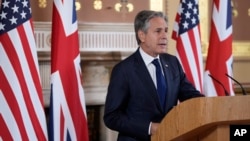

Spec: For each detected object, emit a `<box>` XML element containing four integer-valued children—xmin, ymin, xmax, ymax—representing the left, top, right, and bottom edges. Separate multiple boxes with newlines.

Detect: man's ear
<box><xmin>138</xmin><ymin>30</ymin><xmax>145</xmax><ymax>43</ymax></box>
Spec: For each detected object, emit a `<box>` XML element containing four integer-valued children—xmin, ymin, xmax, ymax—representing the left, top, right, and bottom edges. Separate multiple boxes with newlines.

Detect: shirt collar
<box><xmin>139</xmin><ymin>47</ymin><xmax>160</xmax><ymax>66</ymax></box>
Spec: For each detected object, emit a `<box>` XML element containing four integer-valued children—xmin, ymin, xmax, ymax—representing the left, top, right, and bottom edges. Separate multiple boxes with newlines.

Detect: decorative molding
<box><xmin>35</xmin><ymin>22</ymin><xmax>137</xmax><ymax>106</ymax></box>
<box><xmin>34</xmin><ymin>22</ymin><xmax>137</xmax><ymax>54</ymax></box>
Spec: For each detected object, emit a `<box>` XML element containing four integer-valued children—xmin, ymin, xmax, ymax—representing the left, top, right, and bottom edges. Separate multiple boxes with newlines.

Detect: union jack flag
<box><xmin>204</xmin><ymin>0</ymin><xmax>234</xmax><ymax>96</ymax></box>
<box><xmin>172</xmin><ymin>0</ymin><xmax>204</xmax><ymax>92</ymax></box>
<box><xmin>49</xmin><ymin>0</ymin><xmax>89</xmax><ymax>140</ymax></box>
<box><xmin>0</xmin><ymin>0</ymin><xmax>48</xmax><ymax>140</ymax></box>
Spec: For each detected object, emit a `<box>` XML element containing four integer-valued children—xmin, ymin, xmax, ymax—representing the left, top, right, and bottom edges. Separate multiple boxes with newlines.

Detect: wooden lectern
<box><xmin>151</xmin><ymin>95</ymin><xmax>250</xmax><ymax>141</ymax></box>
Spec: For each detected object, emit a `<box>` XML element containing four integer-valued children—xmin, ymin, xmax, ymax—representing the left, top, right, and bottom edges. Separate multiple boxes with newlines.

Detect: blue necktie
<box><xmin>152</xmin><ymin>59</ymin><xmax>167</xmax><ymax>109</ymax></box>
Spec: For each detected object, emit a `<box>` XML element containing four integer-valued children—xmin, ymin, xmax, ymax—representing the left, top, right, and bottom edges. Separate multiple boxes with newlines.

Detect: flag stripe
<box><xmin>74</xmin><ymin>55</ymin><xmax>88</xmax><ymax>116</ymax></box>
<box><xmin>172</xmin><ymin>0</ymin><xmax>203</xmax><ymax>92</ymax></box>
<box><xmin>0</xmin><ymin>42</ymin><xmax>29</xmax><ymax>140</ymax></box>
<box><xmin>0</xmin><ymin>111</ymin><xmax>13</xmax><ymax>141</ymax></box>
<box><xmin>1</xmin><ymin>33</ymin><xmax>38</xmax><ymax>140</ymax></box>
<box><xmin>0</xmin><ymin>0</ymin><xmax>48</xmax><ymax>140</ymax></box>
<box><xmin>51</xmin><ymin>72</ymin><xmax>77</xmax><ymax>141</ymax></box>
<box><xmin>19</xmin><ymin>21</ymin><xmax>47</xmax><ymax>140</ymax></box>
<box><xmin>204</xmin><ymin>0</ymin><xmax>234</xmax><ymax>96</ymax></box>
<box><xmin>0</xmin><ymin>79</ymin><xmax>23</xmax><ymax>141</ymax></box>
<box><xmin>11</xmin><ymin>25</ymin><xmax>46</xmax><ymax>140</ymax></box>
<box><xmin>177</xmin><ymin>30</ymin><xmax>202</xmax><ymax>91</ymax></box>
<box><xmin>1</xmin><ymin>27</ymin><xmax>46</xmax><ymax>140</ymax></box>
<box><xmin>187</xmin><ymin>26</ymin><xmax>203</xmax><ymax>90</ymax></box>
<box><xmin>49</xmin><ymin>0</ymin><xmax>89</xmax><ymax>140</ymax></box>
<box><xmin>172</xmin><ymin>4</ymin><xmax>181</xmax><ymax>40</ymax></box>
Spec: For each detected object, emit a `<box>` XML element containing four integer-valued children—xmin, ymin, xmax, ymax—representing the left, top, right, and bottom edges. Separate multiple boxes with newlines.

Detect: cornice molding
<box><xmin>34</xmin><ymin>22</ymin><xmax>134</xmax><ymax>32</ymax></box>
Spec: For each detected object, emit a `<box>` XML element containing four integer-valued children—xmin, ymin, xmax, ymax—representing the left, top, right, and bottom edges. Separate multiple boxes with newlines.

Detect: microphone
<box><xmin>208</xmin><ymin>74</ymin><xmax>229</xmax><ymax>96</ymax></box>
<box><xmin>225</xmin><ymin>73</ymin><xmax>247</xmax><ymax>95</ymax></box>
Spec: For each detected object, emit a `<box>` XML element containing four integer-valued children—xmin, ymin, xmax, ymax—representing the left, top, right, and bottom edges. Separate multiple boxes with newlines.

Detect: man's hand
<box><xmin>150</xmin><ymin>122</ymin><xmax>160</xmax><ymax>135</ymax></box>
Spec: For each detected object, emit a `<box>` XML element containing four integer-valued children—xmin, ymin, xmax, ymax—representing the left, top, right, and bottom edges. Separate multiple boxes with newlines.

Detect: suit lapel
<box><xmin>159</xmin><ymin>56</ymin><xmax>173</xmax><ymax>112</ymax></box>
<box><xmin>133</xmin><ymin>50</ymin><xmax>163</xmax><ymax>111</ymax></box>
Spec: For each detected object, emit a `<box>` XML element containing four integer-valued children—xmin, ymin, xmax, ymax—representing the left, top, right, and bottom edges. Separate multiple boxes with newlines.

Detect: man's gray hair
<box><xmin>134</xmin><ymin>10</ymin><xmax>168</xmax><ymax>45</ymax></box>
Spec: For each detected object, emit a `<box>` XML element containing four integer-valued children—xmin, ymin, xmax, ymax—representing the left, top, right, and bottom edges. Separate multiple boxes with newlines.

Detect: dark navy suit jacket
<box><xmin>103</xmin><ymin>48</ymin><xmax>203</xmax><ymax>141</ymax></box>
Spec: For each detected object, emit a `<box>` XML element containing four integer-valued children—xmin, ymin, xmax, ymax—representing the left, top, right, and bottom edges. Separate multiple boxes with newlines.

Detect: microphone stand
<box><xmin>208</xmin><ymin>74</ymin><xmax>229</xmax><ymax>96</ymax></box>
<box><xmin>225</xmin><ymin>73</ymin><xmax>247</xmax><ymax>95</ymax></box>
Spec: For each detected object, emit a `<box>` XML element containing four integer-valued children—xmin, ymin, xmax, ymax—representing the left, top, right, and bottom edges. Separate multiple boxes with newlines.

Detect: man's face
<box><xmin>139</xmin><ymin>17</ymin><xmax>168</xmax><ymax>57</ymax></box>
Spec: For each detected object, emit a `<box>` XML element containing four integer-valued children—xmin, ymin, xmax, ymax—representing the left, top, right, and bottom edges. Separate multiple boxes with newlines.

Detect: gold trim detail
<box><xmin>38</xmin><ymin>0</ymin><xmax>47</xmax><ymax>8</ymax></box>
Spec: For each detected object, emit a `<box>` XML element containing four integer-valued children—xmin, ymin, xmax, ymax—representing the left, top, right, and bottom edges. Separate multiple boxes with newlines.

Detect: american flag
<box><xmin>0</xmin><ymin>0</ymin><xmax>48</xmax><ymax>140</ymax></box>
<box><xmin>49</xmin><ymin>0</ymin><xmax>89</xmax><ymax>140</ymax></box>
<box><xmin>172</xmin><ymin>0</ymin><xmax>203</xmax><ymax>92</ymax></box>
<box><xmin>204</xmin><ymin>0</ymin><xmax>234</xmax><ymax>96</ymax></box>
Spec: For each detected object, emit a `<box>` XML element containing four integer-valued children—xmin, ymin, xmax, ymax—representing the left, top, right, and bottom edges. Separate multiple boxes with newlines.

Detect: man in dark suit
<box><xmin>103</xmin><ymin>10</ymin><xmax>204</xmax><ymax>141</ymax></box>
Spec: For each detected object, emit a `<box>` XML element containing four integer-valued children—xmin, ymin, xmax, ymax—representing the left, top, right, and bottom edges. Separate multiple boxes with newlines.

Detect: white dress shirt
<box><xmin>139</xmin><ymin>47</ymin><xmax>165</xmax><ymax>89</ymax></box>
<box><xmin>139</xmin><ymin>47</ymin><xmax>165</xmax><ymax>135</ymax></box>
